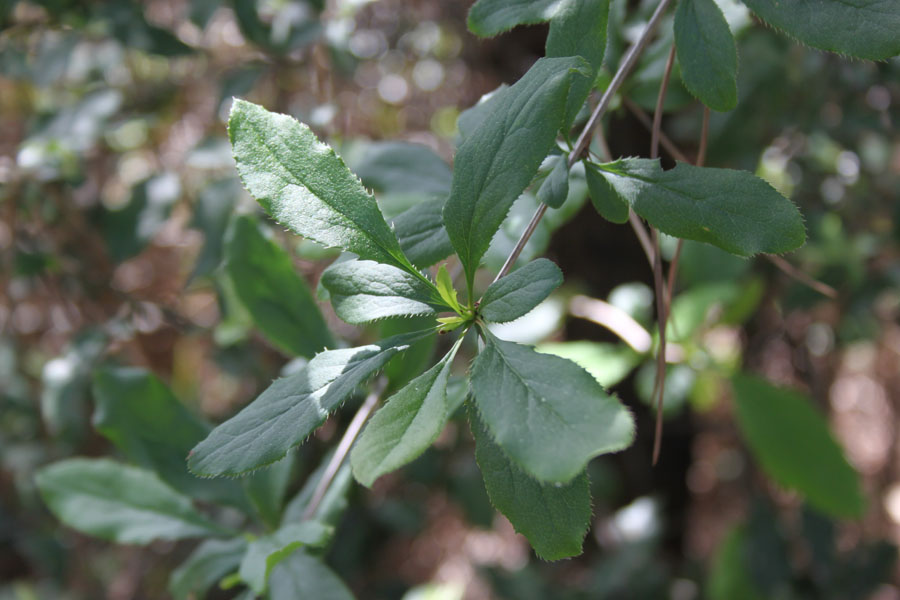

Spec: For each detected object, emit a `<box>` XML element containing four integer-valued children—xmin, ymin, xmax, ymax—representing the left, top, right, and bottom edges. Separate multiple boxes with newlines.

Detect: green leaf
<box><xmin>469</xmin><ymin>406</ymin><xmax>591</xmax><ymax>560</ymax></box>
<box><xmin>391</xmin><ymin>197</ymin><xmax>454</xmax><ymax>268</ymax></box>
<box><xmin>470</xmin><ymin>328</ymin><xmax>634</xmax><ymax>482</ymax></box>
<box><xmin>536</xmin><ymin>156</ymin><xmax>569</xmax><ymax>209</ymax></box>
<box><xmin>92</xmin><ymin>367</ymin><xmax>247</xmax><ymax>508</ymax></box>
<box><xmin>35</xmin><ymin>458</ymin><xmax>226</xmax><ymax>544</ymax></box>
<box><xmin>321</xmin><ymin>260</ymin><xmax>444</xmax><ymax>324</ymax></box>
<box><xmin>98</xmin><ymin>173</ymin><xmax>179</xmax><ymax>262</ymax></box>
<box><xmin>584</xmin><ymin>161</ymin><xmax>629</xmax><ymax>224</ymax></box>
<box><xmin>708</xmin><ymin>526</ymin><xmax>766</xmax><ymax>600</ymax></box>
<box><xmin>242</xmin><ymin>455</ymin><xmax>295</xmax><ymax>529</ymax></box>
<box><xmin>225</xmin><ymin>215</ymin><xmax>333</xmax><ymax>357</ymax></box>
<box><xmin>594</xmin><ymin>158</ymin><xmax>806</xmax><ymax>256</ymax></box>
<box><xmin>741</xmin><ymin>0</ymin><xmax>900</xmax><ymax>60</ymax></box>
<box><xmin>268</xmin><ymin>551</ymin><xmax>355</xmax><ymax>600</ymax></box>
<box><xmin>189</xmin><ymin>177</ymin><xmax>240</xmax><ymax>279</ymax></box>
<box><xmin>41</xmin><ymin>329</ymin><xmax>106</xmax><ymax>441</ymax></box>
<box><xmin>352</xmin><ymin>141</ymin><xmax>452</xmax><ymax>198</ymax></box>
<box><xmin>435</xmin><ymin>265</ymin><xmax>463</xmax><ymax>313</ymax></box>
<box><xmin>351</xmin><ymin>340</ymin><xmax>462</xmax><ymax>487</ymax></box>
<box><xmin>169</xmin><ymin>537</ymin><xmax>247</xmax><ymax>600</ymax></box>
<box><xmin>443</xmin><ymin>57</ymin><xmax>592</xmax><ymax>293</ymax></box>
<box><xmin>228</xmin><ymin>99</ymin><xmax>414</xmax><ymax>273</ymax></box>
<box><xmin>535</xmin><ymin>341</ymin><xmax>640</xmax><ymax>388</ymax></box>
<box><xmin>282</xmin><ymin>456</ymin><xmax>352</xmax><ymax>527</ymax></box>
<box><xmin>674</xmin><ymin>0</ymin><xmax>738</xmax><ymax>112</ymax></box>
<box><xmin>479</xmin><ymin>259</ymin><xmax>563</xmax><ymax>323</ymax></box>
<box><xmin>731</xmin><ymin>375</ymin><xmax>865</xmax><ymax>518</ymax></box>
<box><xmin>188</xmin><ymin>330</ymin><xmax>432</xmax><ymax>477</ymax></box>
<box><xmin>467</xmin><ymin>0</ymin><xmax>563</xmax><ymax>36</ymax></box>
<box><xmin>239</xmin><ymin>521</ymin><xmax>333</xmax><ymax>594</ymax></box>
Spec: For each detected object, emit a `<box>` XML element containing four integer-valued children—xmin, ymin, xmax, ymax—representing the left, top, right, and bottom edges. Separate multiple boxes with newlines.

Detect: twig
<box><xmin>302</xmin><ymin>378</ymin><xmax>387</xmax><ymax>520</ymax></box>
<box><xmin>623</xmin><ymin>97</ymin><xmax>689</xmax><ymax>163</ymax></box>
<box><xmin>493</xmin><ymin>0</ymin><xmax>675</xmax><ymax>283</ymax></box>
<box><xmin>767</xmin><ymin>254</ymin><xmax>838</xmax><ymax>299</ymax></box>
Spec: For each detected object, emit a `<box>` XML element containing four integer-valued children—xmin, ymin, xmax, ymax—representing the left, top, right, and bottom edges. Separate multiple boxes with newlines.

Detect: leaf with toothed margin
<box><xmin>351</xmin><ymin>338</ymin><xmax>462</xmax><ymax>487</ymax></box>
<box><xmin>188</xmin><ymin>330</ymin><xmax>433</xmax><ymax>478</ymax></box>
<box><xmin>228</xmin><ymin>99</ymin><xmax>417</xmax><ymax>275</ymax></box>
<box><xmin>469</xmin><ymin>327</ymin><xmax>634</xmax><ymax>483</ymax></box>
<box><xmin>320</xmin><ymin>260</ymin><xmax>447</xmax><ymax>324</ymax></box>
<box><xmin>469</xmin><ymin>405</ymin><xmax>591</xmax><ymax>560</ymax></box>
<box><xmin>391</xmin><ymin>197</ymin><xmax>454</xmax><ymax>268</ymax></box>
<box><xmin>592</xmin><ymin>158</ymin><xmax>806</xmax><ymax>256</ymax></box>
<box><xmin>467</xmin><ymin>0</ymin><xmax>564</xmax><ymax>37</ymax></box>
<box><xmin>479</xmin><ymin>258</ymin><xmax>563</xmax><ymax>323</ymax></box>
<box><xmin>741</xmin><ymin>0</ymin><xmax>900</xmax><ymax>61</ymax></box>
<box><xmin>674</xmin><ymin>0</ymin><xmax>738</xmax><ymax>112</ymax></box>
<box><xmin>443</xmin><ymin>56</ymin><xmax>591</xmax><ymax>294</ymax></box>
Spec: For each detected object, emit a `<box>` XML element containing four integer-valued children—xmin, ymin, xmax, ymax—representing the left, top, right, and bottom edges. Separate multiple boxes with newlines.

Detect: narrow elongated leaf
<box><xmin>594</xmin><ymin>158</ymin><xmax>805</xmax><ymax>256</ymax></box>
<box><xmin>443</xmin><ymin>57</ymin><xmax>591</xmax><ymax>292</ymax></box>
<box><xmin>470</xmin><ymin>329</ymin><xmax>634</xmax><ymax>482</ymax></box>
<box><xmin>92</xmin><ymin>367</ymin><xmax>247</xmax><ymax>508</ymax></box>
<box><xmin>35</xmin><ymin>458</ymin><xmax>226</xmax><ymax>544</ymax></box>
<box><xmin>731</xmin><ymin>375</ymin><xmax>864</xmax><ymax>518</ymax></box>
<box><xmin>169</xmin><ymin>537</ymin><xmax>247</xmax><ymax>600</ymax></box>
<box><xmin>351</xmin><ymin>340</ymin><xmax>462</xmax><ymax>487</ymax></box>
<box><xmin>479</xmin><ymin>259</ymin><xmax>563</xmax><ymax>323</ymax></box>
<box><xmin>468</xmin><ymin>0</ymin><xmax>563</xmax><ymax>37</ymax></box>
<box><xmin>585</xmin><ymin>162</ymin><xmax>629</xmax><ymax>224</ymax></box>
<box><xmin>674</xmin><ymin>0</ymin><xmax>738</xmax><ymax>112</ymax></box>
<box><xmin>225</xmin><ymin>215</ymin><xmax>333</xmax><ymax>357</ymax></box>
<box><xmin>321</xmin><ymin>260</ymin><xmax>444</xmax><ymax>324</ymax></box>
<box><xmin>741</xmin><ymin>0</ymin><xmax>900</xmax><ymax>60</ymax></box>
<box><xmin>268</xmin><ymin>551</ymin><xmax>355</xmax><ymax>600</ymax></box>
<box><xmin>188</xmin><ymin>331</ymin><xmax>431</xmax><ymax>477</ymax></box>
<box><xmin>391</xmin><ymin>197</ymin><xmax>453</xmax><ymax>268</ymax></box>
<box><xmin>536</xmin><ymin>156</ymin><xmax>569</xmax><ymax>209</ymax></box>
<box><xmin>239</xmin><ymin>521</ymin><xmax>333</xmax><ymax>594</ymax></box>
<box><xmin>228</xmin><ymin>99</ymin><xmax>413</xmax><ymax>272</ymax></box>
<box><xmin>470</xmin><ymin>406</ymin><xmax>591</xmax><ymax>560</ymax></box>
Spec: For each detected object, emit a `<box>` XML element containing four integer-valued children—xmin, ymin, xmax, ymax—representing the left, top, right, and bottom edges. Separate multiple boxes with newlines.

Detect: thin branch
<box><xmin>623</xmin><ymin>97</ymin><xmax>689</xmax><ymax>163</ymax></box>
<box><xmin>767</xmin><ymin>254</ymin><xmax>839</xmax><ymax>299</ymax></box>
<box><xmin>696</xmin><ymin>106</ymin><xmax>711</xmax><ymax>167</ymax></box>
<box><xmin>493</xmin><ymin>0</ymin><xmax>675</xmax><ymax>283</ymax></box>
<box><xmin>650</xmin><ymin>45</ymin><xmax>677</xmax><ymax>161</ymax></box>
<box><xmin>302</xmin><ymin>378</ymin><xmax>387</xmax><ymax>520</ymax></box>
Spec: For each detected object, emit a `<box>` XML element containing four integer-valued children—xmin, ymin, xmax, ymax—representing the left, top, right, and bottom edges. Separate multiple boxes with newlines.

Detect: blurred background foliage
<box><xmin>1</xmin><ymin>0</ymin><xmax>899</xmax><ymax>598</ymax></box>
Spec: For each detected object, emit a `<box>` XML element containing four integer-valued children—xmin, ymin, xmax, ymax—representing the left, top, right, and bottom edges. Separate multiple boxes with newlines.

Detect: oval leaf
<box><xmin>732</xmin><ymin>374</ymin><xmax>865</xmax><ymax>518</ymax></box>
<box><xmin>584</xmin><ymin>161</ymin><xmax>629</xmax><ymax>224</ymax></box>
<box><xmin>188</xmin><ymin>331</ymin><xmax>431</xmax><ymax>477</ymax></box>
<box><xmin>470</xmin><ymin>406</ymin><xmax>591</xmax><ymax>560</ymax></box>
<box><xmin>479</xmin><ymin>258</ymin><xmax>563</xmax><ymax>323</ymax></box>
<box><xmin>741</xmin><ymin>0</ymin><xmax>900</xmax><ymax>60</ymax></box>
<box><xmin>470</xmin><ymin>329</ymin><xmax>634</xmax><ymax>483</ymax></box>
<box><xmin>468</xmin><ymin>0</ymin><xmax>564</xmax><ymax>37</ymax></box>
<box><xmin>536</xmin><ymin>156</ymin><xmax>570</xmax><ymax>209</ymax></box>
<box><xmin>35</xmin><ymin>458</ymin><xmax>226</xmax><ymax>544</ymax></box>
<box><xmin>594</xmin><ymin>158</ymin><xmax>806</xmax><ymax>256</ymax></box>
<box><xmin>391</xmin><ymin>197</ymin><xmax>454</xmax><ymax>268</ymax></box>
<box><xmin>674</xmin><ymin>0</ymin><xmax>738</xmax><ymax>112</ymax></box>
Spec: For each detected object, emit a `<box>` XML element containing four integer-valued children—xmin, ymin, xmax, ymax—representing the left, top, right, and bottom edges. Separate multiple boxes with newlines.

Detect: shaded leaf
<box><xmin>352</xmin><ymin>141</ymin><xmax>452</xmax><ymax>198</ymax></box>
<box><xmin>169</xmin><ymin>537</ymin><xmax>247</xmax><ymax>600</ymax></box>
<box><xmin>189</xmin><ymin>177</ymin><xmax>240</xmax><ymax>279</ymax></box>
<box><xmin>268</xmin><ymin>551</ymin><xmax>355</xmax><ymax>600</ymax></box>
<box><xmin>585</xmin><ymin>161</ymin><xmax>629</xmax><ymax>224</ymax></box>
<box><xmin>536</xmin><ymin>156</ymin><xmax>569</xmax><ymax>209</ymax></box>
<box><xmin>674</xmin><ymin>0</ymin><xmax>738</xmax><ymax>111</ymax></box>
<box><xmin>468</xmin><ymin>0</ymin><xmax>563</xmax><ymax>37</ymax></box>
<box><xmin>479</xmin><ymin>259</ymin><xmax>563</xmax><ymax>323</ymax></box>
<box><xmin>391</xmin><ymin>197</ymin><xmax>454</xmax><ymax>268</ymax></box>
<box><xmin>239</xmin><ymin>521</ymin><xmax>332</xmax><ymax>594</ymax></box>
<box><xmin>242</xmin><ymin>455</ymin><xmax>295</xmax><ymax>529</ymax></box>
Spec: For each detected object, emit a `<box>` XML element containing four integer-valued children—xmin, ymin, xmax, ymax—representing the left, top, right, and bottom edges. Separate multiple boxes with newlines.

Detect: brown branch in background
<box><xmin>767</xmin><ymin>254</ymin><xmax>839</xmax><ymax>299</ymax></box>
<box><xmin>649</xmin><ymin>44</ymin><xmax>676</xmax><ymax>466</ymax></box>
<box><xmin>623</xmin><ymin>97</ymin><xmax>689</xmax><ymax>163</ymax></box>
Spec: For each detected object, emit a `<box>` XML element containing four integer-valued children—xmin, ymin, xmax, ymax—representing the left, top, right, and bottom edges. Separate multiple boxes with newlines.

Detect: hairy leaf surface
<box><xmin>741</xmin><ymin>0</ymin><xmax>900</xmax><ymax>60</ymax></box>
<box><xmin>188</xmin><ymin>331</ymin><xmax>431</xmax><ymax>477</ymax></box>
<box><xmin>470</xmin><ymin>407</ymin><xmax>591</xmax><ymax>560</ymax></box>
<box><xmin>468</xmin><ymin>0</ymin><xmax>563</xmax><ymax>37</ymax></box>
<box><xmin>595</xmin><ymin>158</ymin><xmax>805</xmax><ymax>256</ymax></box>
<box><xmin>35</xmin><ymin>459</ymin><xmax>226</xmax><ymax>544</ymax></box>
<box><xmin>674</xmin><ymin>0</ymin><xmax>738</xmax><ymax>111</ymax></box>
<box><xmin>228</xmin><ymin>99</ymin><xmax>414</xmax><ymax>272</ymax></box>
<box><xmin>479</xmin><ymin>259</ymin><xmax>563</xmax><ymax>323</ymax></box>
<box><xmin>732</xmin><ymin>375</ymin><xmax>864</xmax><ymax>518</ymax></box>
<box><xmin>443</xmin><ymin>57</ymin><xmax>591</xmax><ymax>293</ymax></box>
<box><xmin>470</xmin><ymin>329</ymin><xmax>634</xmax><ymax>482</ymax></box>
<box><xmin>225</xmin><ymin>215</ymin><xmax>333</xmax><ymax>356</ymax></box>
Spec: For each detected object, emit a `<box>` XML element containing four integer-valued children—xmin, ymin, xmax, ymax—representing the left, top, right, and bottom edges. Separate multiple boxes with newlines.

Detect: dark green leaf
<box><xmin>391</xmin><ymin>197</ymin><xmax>454</xmax><ymax>268</ymax></box>
<box><xmin>479</xmin><ymin>259</ymin><xmax>563</xmax><ymax>323</ymax></box>
<box><xmin>92</xmin><ymin>367</ymin><xmax>247</xmax><ymax>508</ymax></box>
<box><xmin>242</xmin><ymin>455</ymin><xmax>295</xmax><ymax>529</ymax></box>
<box><xmin>732</xmin><ymin>375</ymin><xmax>865</xmax><ymax>518</ymax></box>
<box><xmin>470</xmin><ymin>406</ymin><xmax>591</xmax><ymax>560</ymax></box>
<box><xmin>443</xmin><ymin>57</ymin><xmax>591</xmax><ymax>293</ymax></box>
<box><xmin>35</xmin><ymin>458</ymin><xmax>226</xmax><ymax>544</ymax></box>
<box><xmin>225</xmin><ymin>215</ymin><xmax>333</xmax><ymax>357</ymax></box>
<box><xmin>268</xmin><ymin>551</ymin><xmax>355</xmax><ymax>600</ymax></box>
<box><xmin>228</xmin><ymin>99</ymin><xmax>415</xmax><ymax>273</ymax></box>
<box><xmin>352</xmin><ymin>141</ymin><xmax>452</xmax><ymax>198</ymax></box>
<box><xmin>741</xmin><ymin>0</ymin><xmax>900</xmax><ymax>60</ymax></box>
<box><xmin>99</xmin><ymin>173</ymin><xmax>179</xmax><ymax>262</ymax></box>
<box><xmin>188</xmin><ymin>331</ymin><xmax>431</xmax><ymax>477</ymax></box>
<box><xmin>189</xmin><ymin>178</ymin><xmax>240</xmax><ymax>279</ymax></box>
<box><xmin>169</xmin><ymin>537</ymin><xmax>247</xmax><ymax>600</ymax></box>
<box><xmin>674</xmin><ymin>0</ymin><xmax>738</xmax><ymax>111</ymax></box>
<box><xmin>584</xmin><ymin>162</ymin><xmax>629</xmax><ymax>224</ymax></box>
<box><xmin>321</xmin><ymin>260</ymin><xmax>444</xmax><ymax>324</ymax></box>
<box><xmin>594</xmin><ymin>158</ymin><xmax>805</xmax><ymax>256</ymax></box>
<box><xmin>351</xmin><ymin>340</ymin><xmax>461</xmax><ymax>487</ymax></box>
<box><xmin>239</xmin><ymin>521</ymin><xmax>333</xmax><ymax>594</ymax></box>
<box><xmin>708</xmin><ymin>526</ymin><xmax>766</xmax><ymax>600</ymax></box>
<box><xmin>536</xmin><ymin>156</ymin><xmax>570</xmax><ymax>209</ymax></box>
<box><xmin>468</xmin><ymin>0</ymin><xmax>563</xmax><ymax>37</ymax></box>
<box><xmin>470</xmin><ymin>329</ymin><xmax>634</xmax><ymax>482</ymax></box>
<box><xmin>40</xmin><ymin>329</ymin><xmax>106</xmax><ymax>441</ymax></box>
